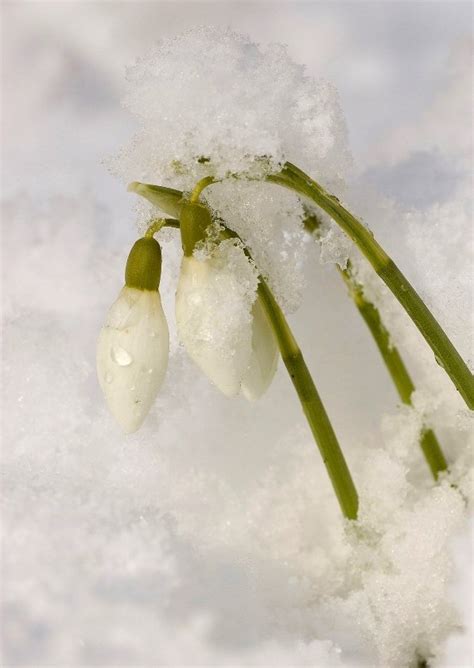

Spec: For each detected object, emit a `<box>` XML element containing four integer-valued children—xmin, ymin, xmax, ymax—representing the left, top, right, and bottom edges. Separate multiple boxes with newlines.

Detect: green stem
<box><xmin>258</xmin><ymin>277</ymin><xmax>359</xmax><ymax>520</ymax></box>
<box><xmin>340</xmin><ymin>266</ymin><xmax>415</xmax><ymax>404</ymax></box>
<box><xmin>268</xmin><ymin>163</ymin><xmax>474</xmax><ymax>409</ymax></box>
<box><xmin>190</xmin><ymin>176</ymin><xmax>217</xmax><ymax>203</ymax></box>
<box><xmin>339</xmin><ymin>263</ymin><xmax>447</xmax><ymax>479</ymax></box>
<box><xmin>420</xmin><ymin>430</ymin><xmax>448</xmax><ymax>480</ymax></box>
<box><xmin>144</xmin><ymin>217</ymin><xmax>168</xmax><ymax>238</ymax></box>
<box><xmin>163</xmin><ymin>219</ymin><xmax>181</xmax><ymax>229</ymax></box>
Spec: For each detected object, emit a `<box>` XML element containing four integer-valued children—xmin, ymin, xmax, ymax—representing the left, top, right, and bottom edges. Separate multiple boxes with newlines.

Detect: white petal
<box><xmin>97</xmin><ymin>286</ymin><xmax>169</xmax><ymax>433</ymax></box>
<box><xmin>241</xmin><ymin>294</ymin><xmax>279</xmax><ymax>401</ymax></box>
<box><xmin>175</xmin><ymin>255</ymin><xmax>253</xmax><ymax>397</ymax></box>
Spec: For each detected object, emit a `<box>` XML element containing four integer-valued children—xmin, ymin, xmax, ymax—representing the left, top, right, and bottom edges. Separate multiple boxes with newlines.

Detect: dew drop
<box><xmin>111</xmin><ymin>345</ymin><xmax>133</xmax><ymax>366</ymax></box>
<box><xmin>105</xmin><ymin>372</ymin><xmax>113</xmax><ymax>384</ymax></box>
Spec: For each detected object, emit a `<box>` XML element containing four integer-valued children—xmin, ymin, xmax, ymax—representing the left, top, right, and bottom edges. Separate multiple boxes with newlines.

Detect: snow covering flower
<box><xmin>97</xmin><ymin>237</ymin><xmax>169</xmax><ymax>432</ymax></box>
<box><xmin>176</xmin><ymin>254</ymin><xmax>278</xmax><ymax>399</ymax></box>
<box><xmin>110</xmin><ymin>26</ymin><xmax>351</xmax><ymax>314</ymax></box>
<box><xmin>176</xmin><ymin>253</ymin><xmax>278</xmax><ymax>399</ymax></box>
<box><xmin>241</xmin><ymin>295</ymin><xmax>279</xmax><ymax>400</ymax></box>
<box><xmin>175</xmin><ymin>200</ymin><xmax>278</xmax><ymax>398</ymax></box>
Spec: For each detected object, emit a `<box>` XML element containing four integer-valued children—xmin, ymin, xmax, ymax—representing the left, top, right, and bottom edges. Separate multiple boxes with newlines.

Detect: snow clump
<box><xmin>109</xmin><ymin>25</ymin><xmax>352</xmax><ymax>312</ymax></box>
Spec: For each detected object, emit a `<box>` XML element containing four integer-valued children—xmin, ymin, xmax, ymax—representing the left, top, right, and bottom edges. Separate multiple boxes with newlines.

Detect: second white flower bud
<box><xmin>176</xmin><ymin>201</ymin><xmax>278</xmax><ymax>399</ymax></box>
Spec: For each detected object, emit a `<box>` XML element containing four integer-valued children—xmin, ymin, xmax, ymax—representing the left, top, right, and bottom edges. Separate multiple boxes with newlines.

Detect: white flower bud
<box><xmin>241</xmin><ymin>295</ymin><xmax>279</xmax><ymax>401</ymax></box>
<box><xmin>176</xmin><ymin>253</ymin><xmax>278</xmax><ymax>399</ymax></box>
<box><xmin>97</xmin><ymin>287</ymin><xmax>169</xmax><ymax>433</ymax></box>
<box><xmin>97</xmin><ymin>237</ymin><xmax>169</xmax><ymax>433</ymax></box>
<box><xmin>175</xmin><ymin>255</ymin><xmax>245</xmax><ymax>397</ymax></box>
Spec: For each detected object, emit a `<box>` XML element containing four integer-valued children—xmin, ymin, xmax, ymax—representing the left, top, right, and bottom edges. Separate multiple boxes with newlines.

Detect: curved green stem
<box><xmin>190</xmin><ymin>176</ymin><xmax>217</xmax><ymax>203</ymax></box>
<box><xmin>268</xmin><ymin>163</ymin><xmax>474</xmax><ymax>409</ymax></box>
<box><xmin>145</xmin><ymin>218</ymin><xmax>168</xmax><ymax>237</ymax></box>
<box><xmin>163</xmin><ymin>219</ymin><xmax>181</xmax><ymax>229</ymax></box>
<box><xmin>257</xmin><ymin>277</ymin><xmax>358</xmax><ymax>519</ymax></box>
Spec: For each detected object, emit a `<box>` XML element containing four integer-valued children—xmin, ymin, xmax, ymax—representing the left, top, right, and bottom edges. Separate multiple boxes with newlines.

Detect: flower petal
<box><xmin>241</xmin><ymin>294</ymin><xmax>279</xmax><ymax>401</ymax></box>
<box><xmin>175</xmin><ymin>254</ymin><xmax>253</xmax><ymax>397</ymax></box>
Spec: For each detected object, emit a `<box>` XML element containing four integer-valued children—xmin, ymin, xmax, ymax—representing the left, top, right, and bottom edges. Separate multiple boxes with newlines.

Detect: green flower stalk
<box><xmin>257</xmin><ymin>275</ymin><xmax>359</xmax><ymax>519</ymax></box>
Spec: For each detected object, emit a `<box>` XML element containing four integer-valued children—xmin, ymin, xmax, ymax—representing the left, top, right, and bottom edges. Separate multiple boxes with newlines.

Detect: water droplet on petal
<box><xmin>111</xmin><ymin>345</ymin><xmax>133</xmax><ymax>366</ymax></box>
<box><xmin>148</xmin><ymin>368</ymin><xmax>153</xmax><ymax>374</ymax></box>
<box><xmin>105</xmin><ymin>372</ymin><xmax>113</xmax><ymax>384</ymax></box>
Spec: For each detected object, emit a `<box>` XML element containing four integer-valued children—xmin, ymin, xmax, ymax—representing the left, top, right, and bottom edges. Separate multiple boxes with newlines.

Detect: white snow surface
<box><xmin>2</xmin><ymin>5</ymin><xmax>473</xmax><ymax>667</ymax></box>
<box><xmin>109</xmin><ymin>25</ymin><xmax>351</xmax><ymax>312</ymax></box>
<box><xmin>110</xmin><ymin>25</ymin><xmax>351</xmax><ymax>186</ymax></box>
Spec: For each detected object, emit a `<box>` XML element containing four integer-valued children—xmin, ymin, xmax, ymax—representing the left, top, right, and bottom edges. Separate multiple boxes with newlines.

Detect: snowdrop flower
<box><xmin>97</xmin><ymin>237</ymin><xmax>169</xmax><ymax>433</ymax></box>
<box><xmin>176</xmin><ymin>252</ymin><xmax>243</xmax><ymax>397</ymax></box>
<box><xmin>175</xmin><ymin>201</ymin><xmax>278</xmax><ymax>399</ymax></box>
<box><xmin>241</xmin><ymin>295</ymin><xmax>279</xmax><ymax>401</ymax></box>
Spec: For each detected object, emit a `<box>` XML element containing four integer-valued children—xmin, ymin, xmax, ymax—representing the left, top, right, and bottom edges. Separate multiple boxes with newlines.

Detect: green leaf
<box><xmin>128</xmin><ymin>182</ymin><xmax>183</xmax><ymax>218</ymax></box>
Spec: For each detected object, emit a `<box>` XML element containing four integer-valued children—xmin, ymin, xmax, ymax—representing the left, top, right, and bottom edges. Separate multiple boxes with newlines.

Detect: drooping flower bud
<box><xmin>176</xmin><ymin>202</ymin><xmax>278</xmax><ymax>399</ymax></box>
<box><xmin>97</xmin><ymin>237</ymin><xmax>169</xmax><ymax>433</ymax></box>
<box><xmin>176</xmin><ymin>253</ymin><xmax>244</xmax><ymax>397</ymax></box>
<box><xmin>241</xmin><ymin>294</ymin><xmax>279</xmax><ymax>401</ymax></box>
<box><xmin>129</xmin><ymin>183</ymin><xmax>279</xmax><ymax>400</ymax></box>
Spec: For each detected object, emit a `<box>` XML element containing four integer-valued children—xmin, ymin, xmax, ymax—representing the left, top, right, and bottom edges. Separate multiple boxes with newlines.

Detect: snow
<box><xmin>2</xmin><ymin>4</ymin><xmax>473</xmax><ymax>667</ymax></box>
<box><xmin>109</xmin><ymin>26</ymin><xmax>350</xmax><ymax>313</ymax></box>
<box><xmin>109</xmin><ymin>25</ymin><xmax>350</xmax><ymax>187</ymax></box>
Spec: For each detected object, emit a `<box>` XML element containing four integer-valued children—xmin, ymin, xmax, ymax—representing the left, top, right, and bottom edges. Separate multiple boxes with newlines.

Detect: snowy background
<box><xmin>2</xmin><ymin>2</ymin><xmax>473</xmax><ymax>666</ymax></box>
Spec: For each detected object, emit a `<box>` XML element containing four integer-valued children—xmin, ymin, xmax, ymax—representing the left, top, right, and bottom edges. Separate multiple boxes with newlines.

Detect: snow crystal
<box><xmin>206</xmin><ymin>180</ymin><xmax>309</xmax><ymax>311</ymax></box>
<box><xmin>111</xmin><ymin>25</ymin><xmax>350</xmax><ymax>187</ymax></box>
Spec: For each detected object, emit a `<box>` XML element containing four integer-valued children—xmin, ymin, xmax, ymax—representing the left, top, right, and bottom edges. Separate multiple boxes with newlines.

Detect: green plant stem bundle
<box><xmin>268</xmin><ymin>163</ymin><xmax>474</xmax><ymax>410</ymax></box>
<box><xmin>303</xmin><ymin>212</ymin><xmax>448</xmax><ymax>479</ymax></box>
<box><xmin>131</xmin><ymin>156</ymin><xmax>472</xmax><ymax>519</ymax></box>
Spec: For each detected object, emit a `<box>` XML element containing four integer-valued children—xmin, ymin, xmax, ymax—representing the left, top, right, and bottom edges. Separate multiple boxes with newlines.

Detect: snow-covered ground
<box><xmin>2</xmin><ymin>3</ymin><xmax>472</xmax><ymax>666</ymax></box>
